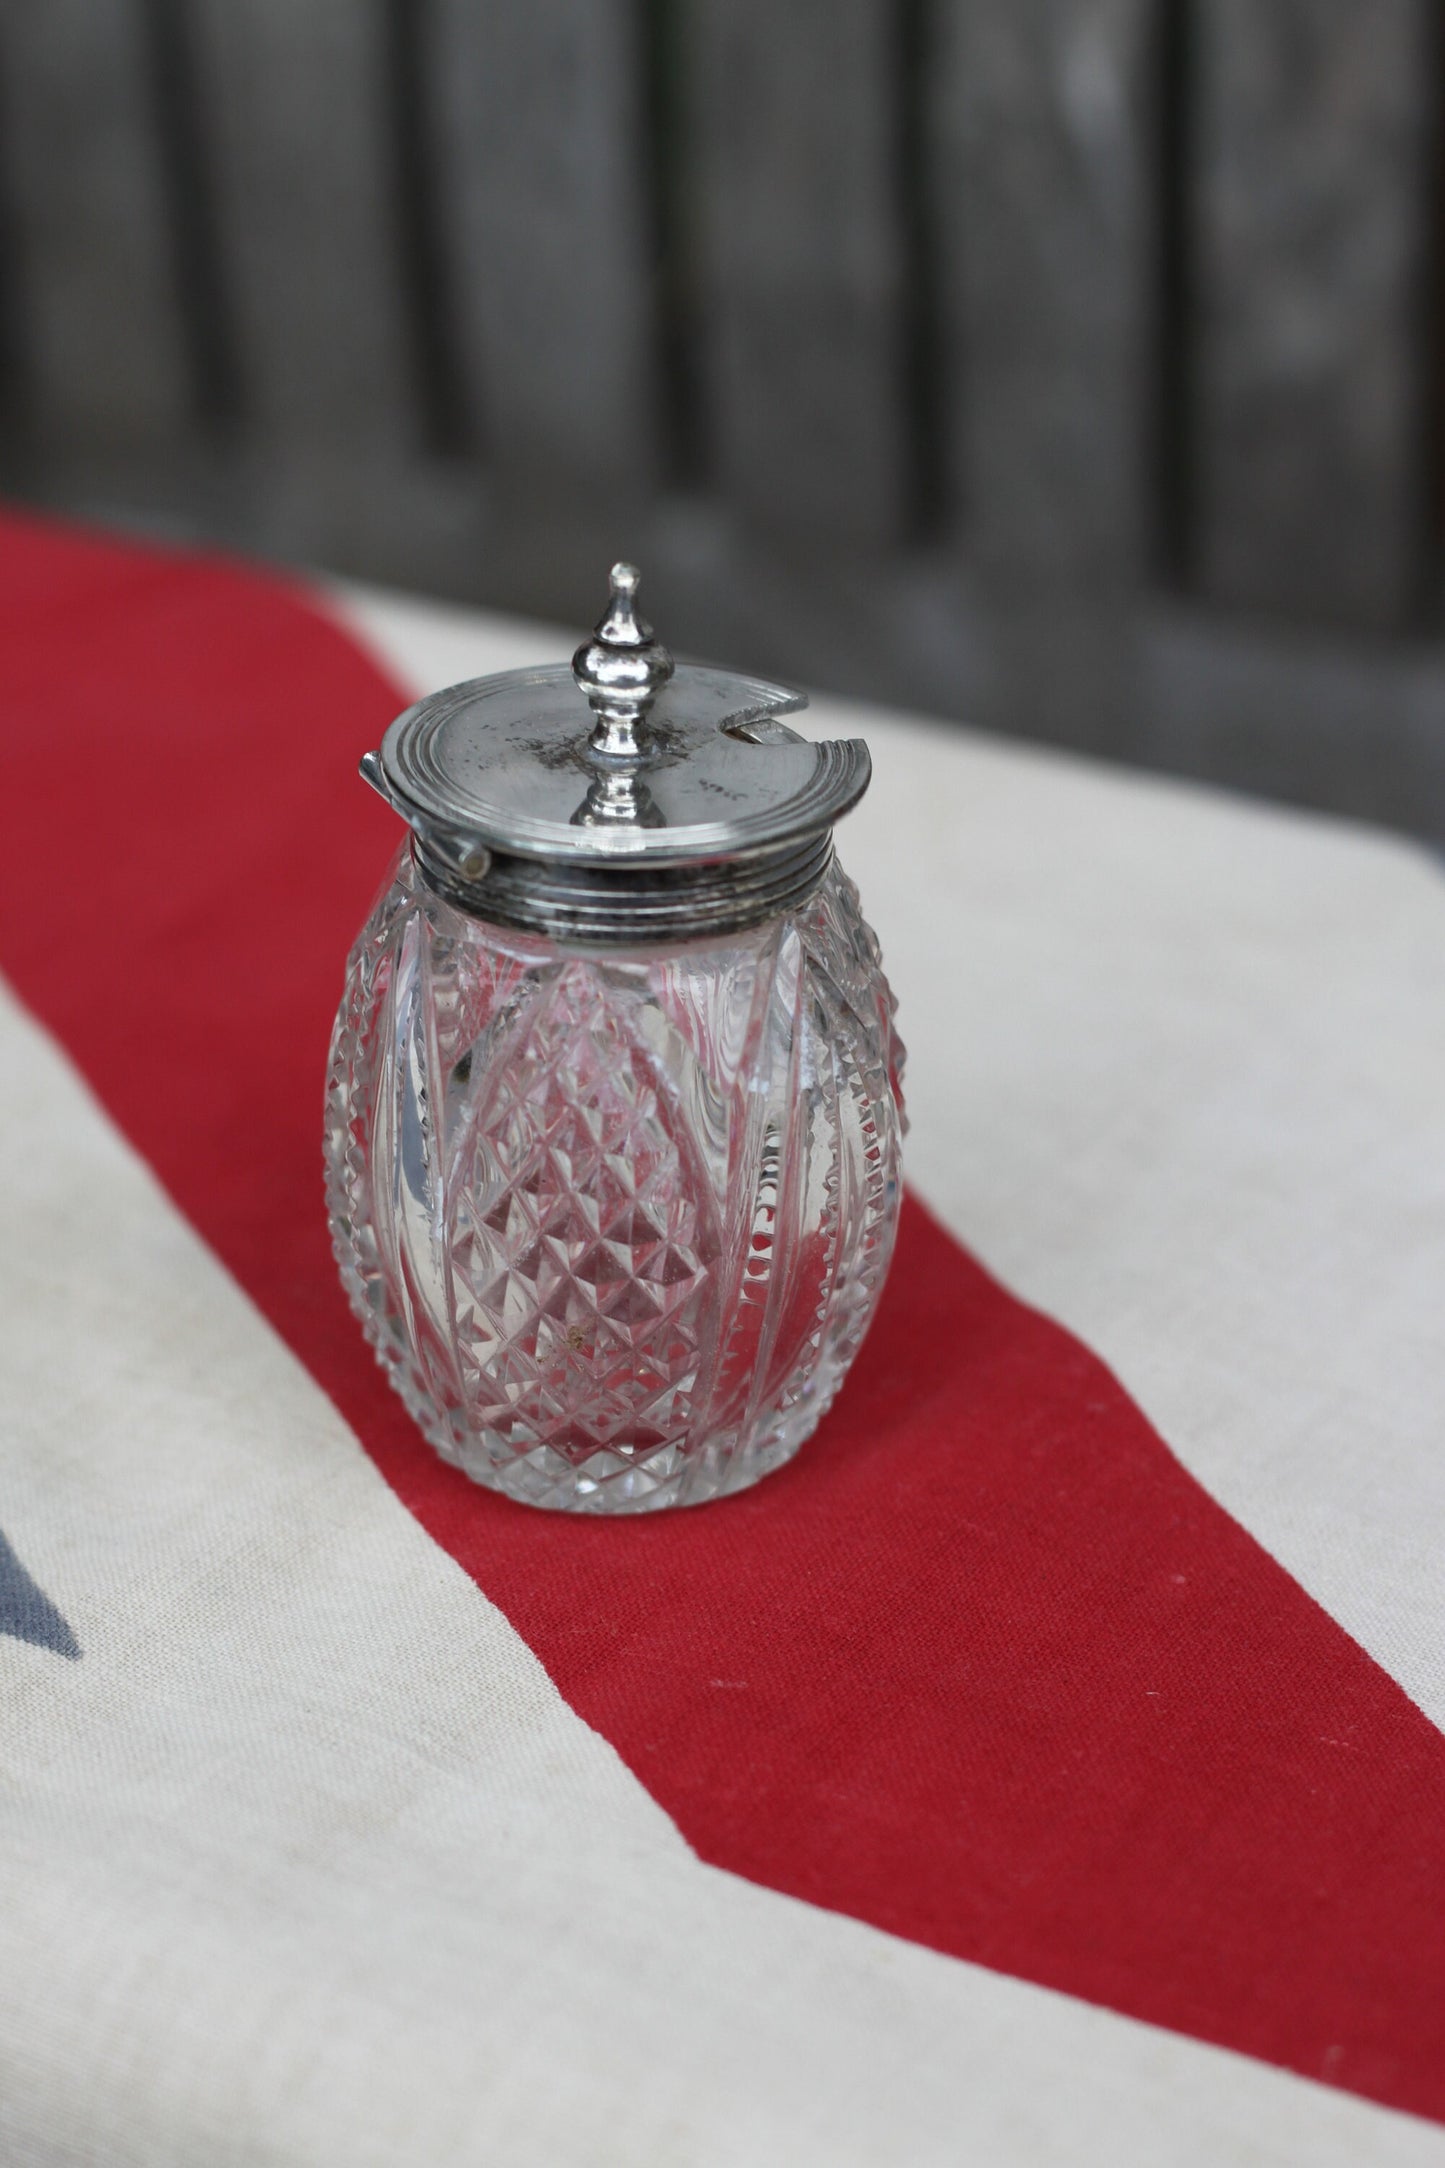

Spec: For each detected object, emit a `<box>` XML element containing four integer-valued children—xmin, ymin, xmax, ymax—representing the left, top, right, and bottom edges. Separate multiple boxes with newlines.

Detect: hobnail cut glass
<box><xmin>324</xmin><ymin>845</ymin><xmax>905</xmax><ymax>1513</ymax></box>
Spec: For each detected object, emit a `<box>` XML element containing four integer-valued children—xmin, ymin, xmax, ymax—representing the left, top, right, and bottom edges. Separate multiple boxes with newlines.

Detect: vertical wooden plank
<box><xmin>187</xmin><ymin>0</ymin><xmax>415</xmax><ymax>452</ymax></box>
<box><xmin>0</xmin><ymin>0</ymin><xmax>192</xmax><ymax>447</ymax></box>
<box><xmin>426</xmin><ymin>0</ymin><xmax>659</xmax><ymax>500</ymax></box>
<box><xmin>932</xmin><ymin>0</ymin><xmax>1154</xmax><ymax>749</ymax></box>
<box><xmin>1192</xmin><ymin>1</ymin><xmax>1432</xmax><ymax>629</ymax></box>
<box><xmin>685</xmin><ymin>0</ymin><xmax>909</xmax><ymax>544</ymax></box>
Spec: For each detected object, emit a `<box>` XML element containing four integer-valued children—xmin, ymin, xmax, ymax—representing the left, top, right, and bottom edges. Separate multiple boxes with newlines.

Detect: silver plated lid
<box><xmin>361</xmin><ymin>564</ymin><xmax>871</xmax><ymax>944</ymax></box>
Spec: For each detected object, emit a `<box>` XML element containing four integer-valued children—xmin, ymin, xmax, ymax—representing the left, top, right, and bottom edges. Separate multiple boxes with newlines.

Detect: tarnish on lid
<box><xmin>360</xmin><ymin>564</ymin><xmax>872</xmax><ymax>944</ymax></box>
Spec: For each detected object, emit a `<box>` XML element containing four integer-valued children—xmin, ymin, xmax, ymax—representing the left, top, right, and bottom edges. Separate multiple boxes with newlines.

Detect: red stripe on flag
<box><xmin>2</xmin><ymin>508</ymin><xmax>1443</xmax><ymax>2123</ymax></box>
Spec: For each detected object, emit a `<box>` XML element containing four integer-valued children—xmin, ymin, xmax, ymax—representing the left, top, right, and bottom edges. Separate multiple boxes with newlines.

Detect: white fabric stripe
<box><xmin>2</xmin><ymin>977</ymin><xmax>1439</xmax><ymax>2162</ymax></box>
<box><xmin>336</xmin><ymin>583</ymin><xmax>1445</xmax><ymax>1738</ymax></box>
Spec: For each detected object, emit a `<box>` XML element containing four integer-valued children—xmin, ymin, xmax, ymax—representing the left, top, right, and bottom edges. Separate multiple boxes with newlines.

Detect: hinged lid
<box><xmin>361</xmin><ymin>564</ymin><xmax>871</xmax><ymax>943</ymax></box>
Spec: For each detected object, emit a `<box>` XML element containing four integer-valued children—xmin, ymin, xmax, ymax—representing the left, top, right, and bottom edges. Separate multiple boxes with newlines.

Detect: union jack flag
<box><xmin>2</xmin><ymin>509</ymin><xmax>1442</xmax><ymax>2165</ymax></box>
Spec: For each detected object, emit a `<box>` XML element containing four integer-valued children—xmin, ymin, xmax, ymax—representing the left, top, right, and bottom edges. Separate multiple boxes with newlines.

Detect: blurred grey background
<box><xmin>0</xmin><ymin>1</ymin><xmax>1442</xmax><ymax>837</ymax></box>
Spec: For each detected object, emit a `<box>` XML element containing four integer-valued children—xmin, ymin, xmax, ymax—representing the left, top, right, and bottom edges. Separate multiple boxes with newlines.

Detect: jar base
<box><xmin>367</xmin><ymin>1316</ymin><xmax>829</xmax><ymax>1513</ymax></box>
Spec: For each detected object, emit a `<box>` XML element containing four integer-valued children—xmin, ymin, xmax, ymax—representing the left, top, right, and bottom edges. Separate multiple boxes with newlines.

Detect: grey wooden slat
<box><xmin>1192</xmin><ymin>1</ymin><xmax>1432</xmax><ymax>629</ymax></box>
<box><xmin>932</xmin><ymin>0</ymin><xmax>1155</xmax><ymax>749</ymax></box>
<box><xmin>186</xmin><ymin>0</ymin><xmax>415</xmax><ymax>452</ymax></box>
<box><xmin>1143</xmin><ymin>594</ymin><xmax>1445</xmax><ymax>836</ymax></box>
<box><xmin>0</xmin><ymin>0</ymin><xmax>191</xmax><ymax>447</ymax></box>
<box><xmin>426</xmin><ymin>0</ymin><xmax>659</xmax><ymax>499</ymax></box>
<box><xmin>685</xmin><ymin>0</ymin><xmax>909</xmax><ymax>544</ymax></box>
<box><xmin>934</xmin><ymin>0</ymin><xmax>1155</xmax><ymax>579</ymax></box>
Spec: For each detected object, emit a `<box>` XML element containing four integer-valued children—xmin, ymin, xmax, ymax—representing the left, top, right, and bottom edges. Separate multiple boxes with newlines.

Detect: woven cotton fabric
<box><xmin>2</xmin><ymin>511</ymin><xmax>1443</xmax><ymax>2164</ymax></box>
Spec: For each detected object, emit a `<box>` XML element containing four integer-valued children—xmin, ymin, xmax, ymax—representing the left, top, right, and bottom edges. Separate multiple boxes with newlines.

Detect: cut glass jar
<box><xmin>324</xmin><ymin>567</ymin><xmax>904</xmax><ymax>1512</ymax></box>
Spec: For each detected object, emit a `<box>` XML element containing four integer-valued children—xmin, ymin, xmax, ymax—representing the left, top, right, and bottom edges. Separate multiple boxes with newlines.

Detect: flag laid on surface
<box><xmin>2</xmin><ymin>509</ymin><xmax>1443</xmax><ymax>2166</ymax></box>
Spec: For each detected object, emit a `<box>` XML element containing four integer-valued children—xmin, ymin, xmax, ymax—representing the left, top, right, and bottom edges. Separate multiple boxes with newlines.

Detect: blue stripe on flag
<box><xmin>0</xmin><ymin>1527</ymin><xmax>79</xmax><ymax>1658</ymax></box>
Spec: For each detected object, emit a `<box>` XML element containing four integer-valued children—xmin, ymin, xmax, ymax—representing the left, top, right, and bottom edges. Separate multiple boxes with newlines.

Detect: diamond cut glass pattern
<box><xmin>325</xmin><ymin>846</ymin><xmax>905</xmax><ymax>1511</ymax></box>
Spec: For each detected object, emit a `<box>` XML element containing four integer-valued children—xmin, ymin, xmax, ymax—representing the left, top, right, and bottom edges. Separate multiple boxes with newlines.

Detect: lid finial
<box><xmin>572</xmin><ymin>562</ymin><xmax>674</xmax><ymax>765</ymax></box>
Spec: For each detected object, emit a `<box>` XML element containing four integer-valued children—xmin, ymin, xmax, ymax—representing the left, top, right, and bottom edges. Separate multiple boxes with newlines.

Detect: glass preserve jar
<box><xmin>324</xmin><ymin>567</ymin><xmax>904</xmax><ymax>1513</ymax></box>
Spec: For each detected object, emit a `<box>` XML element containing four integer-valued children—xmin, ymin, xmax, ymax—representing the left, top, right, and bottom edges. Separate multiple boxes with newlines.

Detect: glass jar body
<box><xmin>324</xmin><ymin>846</ymin><xmax>904</xmax><ymax>1513</ymax></box>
